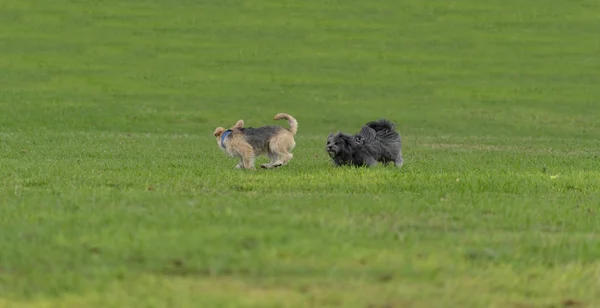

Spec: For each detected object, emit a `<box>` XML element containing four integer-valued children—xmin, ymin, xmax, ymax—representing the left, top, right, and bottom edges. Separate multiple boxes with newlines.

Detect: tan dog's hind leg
<box><xmin>280</xmin><ymin>152</ymin><xmax>293</xmax><ymax>165</ymax></box>
<box><xmin>261</xmin><ymin>152</ymin><xmax>279</xmax><ymax>169</ymax></box>
<box><xmin>268</xmin><ymin>133</ymin><xmax>295</xmax><ymax>167</ymax></box>
<box><xmin>280</xmin><ymin>133</ymin><xmax>296</xmax><ymax>166</ymax></box>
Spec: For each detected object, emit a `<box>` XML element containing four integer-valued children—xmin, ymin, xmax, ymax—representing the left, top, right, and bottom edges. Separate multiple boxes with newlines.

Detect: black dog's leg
<box><xmin>394</xmin><ymin>153</ymin><xmax>404</xmax><ymax>168</ymax></box>
<box><xmin>365</xmin><ymin>156</ymin><xmax>378</xmax><ymax>167</ymax></box>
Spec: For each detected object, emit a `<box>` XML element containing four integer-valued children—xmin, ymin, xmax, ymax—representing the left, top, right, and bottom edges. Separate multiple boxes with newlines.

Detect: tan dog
<box><xmin>213</xmin><ymin>113</ymin><xmax>298</xmax><ymax>170</ymax></box>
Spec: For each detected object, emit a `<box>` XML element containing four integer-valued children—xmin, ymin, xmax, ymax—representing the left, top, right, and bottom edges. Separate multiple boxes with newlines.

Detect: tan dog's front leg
<box><xmin>230</xmin><ymin>137</ymin><xmax>256</xmax><ymax>170</ymax></box>
<box><xmin>242</xmin><ymin>154</ymin><xmax>256</xmax><ymax>170</ymax></box>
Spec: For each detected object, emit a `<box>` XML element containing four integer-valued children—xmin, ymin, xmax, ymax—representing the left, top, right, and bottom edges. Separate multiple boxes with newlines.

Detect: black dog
<box><xmin>326</xmin><ymin>119</ymin><xmax>403</xmax><ymax>168</ymax></box>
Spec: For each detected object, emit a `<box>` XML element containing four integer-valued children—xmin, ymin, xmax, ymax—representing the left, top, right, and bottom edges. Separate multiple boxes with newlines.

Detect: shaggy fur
<box><xmin>326</xmin><ymin>119</ymin><xmax>403</xmax><ymax>168</ymax></box>
<box><xmin>213</xmin><ymin>113</ymin><xmax>298</xmax><ymax>170</ymax></box>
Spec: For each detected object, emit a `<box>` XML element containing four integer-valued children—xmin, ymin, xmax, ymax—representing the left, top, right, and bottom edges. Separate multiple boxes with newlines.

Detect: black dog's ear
<box><xmin>341</xmin><ymin>134</ymin><xmax>353</xmax><ymax>145</ymax></box>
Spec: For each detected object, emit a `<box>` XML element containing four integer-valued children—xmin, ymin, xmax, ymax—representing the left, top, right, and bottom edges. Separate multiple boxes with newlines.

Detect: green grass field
<box><xmin>1</xmin><ymin>0</ymin><xmax>600</xmax><ymax>307</ymax></box>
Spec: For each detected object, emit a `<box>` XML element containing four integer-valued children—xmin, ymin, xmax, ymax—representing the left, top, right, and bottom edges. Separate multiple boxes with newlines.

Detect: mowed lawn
<box><xmin>1</xmin><ymin>0</ymin><xmax>600</xmax><ymax>307</ymax></box>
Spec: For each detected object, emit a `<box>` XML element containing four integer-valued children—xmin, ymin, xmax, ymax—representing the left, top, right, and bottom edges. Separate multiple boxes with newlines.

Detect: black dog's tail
<box><xmin>363</xmin><ymin>119</ymin><xmax>400</xmax><ymax>143</ymax></box>
<box><xmin>365</xmin><ymin>119</ymin><xmax>396</xmax><ymax>133</ymax></box>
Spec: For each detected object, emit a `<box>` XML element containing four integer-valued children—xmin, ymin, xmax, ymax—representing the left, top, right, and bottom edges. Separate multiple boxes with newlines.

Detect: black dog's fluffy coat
<box><xmin>326</xmin><ymin>119</ymin><xmax>403</xmax><ymax>167</ymax></box>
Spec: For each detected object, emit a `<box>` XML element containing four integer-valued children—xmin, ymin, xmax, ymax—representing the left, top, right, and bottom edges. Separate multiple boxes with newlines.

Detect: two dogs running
<box><xmin>213</xmin><ymin>113</ymin><xmax>403</xmax><ymax>170</ymax></box>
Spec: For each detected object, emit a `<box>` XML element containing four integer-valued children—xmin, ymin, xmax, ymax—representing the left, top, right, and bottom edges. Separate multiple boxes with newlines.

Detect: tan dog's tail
<box><xmin>273</xmin><ymin>113</ymin><xmax>298</xmax><ymax>135</ymax></box>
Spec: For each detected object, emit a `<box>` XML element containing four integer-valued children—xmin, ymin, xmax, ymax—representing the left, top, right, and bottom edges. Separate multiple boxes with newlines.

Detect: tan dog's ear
<box><xmin>213</xmin><ymin>127</ymin><xmax>225</xmax><ymax>137</ymax></box>
<box><xmin>233</xmin><ymin>120</ymin><xmax>244</xmax><ymax>129</ymax></box>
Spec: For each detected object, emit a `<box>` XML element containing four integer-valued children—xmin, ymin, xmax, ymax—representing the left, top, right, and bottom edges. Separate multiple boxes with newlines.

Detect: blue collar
<box><xmin>220</xmin><ymin>129</ymin><xmax>232</xmax><ymax>148</ymax></box>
